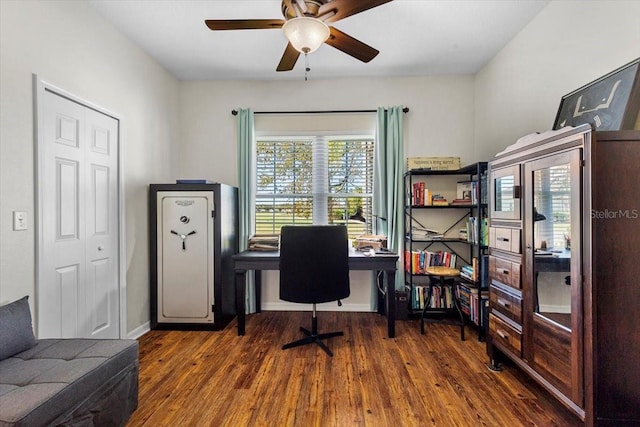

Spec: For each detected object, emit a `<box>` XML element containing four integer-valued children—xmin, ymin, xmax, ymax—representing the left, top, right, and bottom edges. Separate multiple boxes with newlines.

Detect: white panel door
<box><xmin>38</xmin><ymin>89</ymin><xmax>119</xmax><ymax>339</ymax></box>
<box><xmin>157</xmin><ymin>192</ymin><xmax>214</xmax><ymax>323</ymax></box>
<box><xmin>84</xmin><ymin>108</ymin><xmax>119</xmax><ymax>338</ymax></box>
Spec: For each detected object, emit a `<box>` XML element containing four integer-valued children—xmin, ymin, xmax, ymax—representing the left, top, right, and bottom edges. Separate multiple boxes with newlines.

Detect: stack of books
<box><xmin>355</xmin><ymin>234</ymin><xmax>387</xmax><ymax>251</ymax></box>
<box><xmin>458</xmin><ymin>256</ymin><xmax>489</xmax><ymax>283</ymax></box>
<box><xmin>410</xmin><ymin>226</ymin><xmax>443</xmax><ymax>241</ymax></box>
<box><xmin>460</xmin><ymin>264</ymin><xmax>476</xmax><ymax>282</ymax></box>
<box><xmin>431</xmin><ymin>194</ymin><xmax>448</xmax><ymax>206</ymax></box>
<box><xmin>247</xmin><ymin>234</ymin><xmax>279</xmax><ymax>251</ymax></box>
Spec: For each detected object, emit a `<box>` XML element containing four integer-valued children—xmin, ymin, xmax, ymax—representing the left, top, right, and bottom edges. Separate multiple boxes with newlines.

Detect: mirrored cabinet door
<box><xmin>524</xmin><ymin>148</ymin><xmax>583</xmax><ymax>407</ymax></box>
<box><xmin>490</xmin><ymin>164</ymin><xmax>521</xmax><ymax>220</ymax></box>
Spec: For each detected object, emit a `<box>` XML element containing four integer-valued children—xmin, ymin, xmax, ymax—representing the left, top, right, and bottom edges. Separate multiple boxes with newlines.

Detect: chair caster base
<box><xmin>282</xmin><ymin>327</ymin><xmax>344</xmax><ymax>357</ymax></box>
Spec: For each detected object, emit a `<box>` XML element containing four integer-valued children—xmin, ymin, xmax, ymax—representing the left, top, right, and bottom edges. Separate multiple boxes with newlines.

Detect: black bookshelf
<box><xmin>403</xmin><ymin>162</ymin><xmax>489</xmax><ymax>340</ymax></box>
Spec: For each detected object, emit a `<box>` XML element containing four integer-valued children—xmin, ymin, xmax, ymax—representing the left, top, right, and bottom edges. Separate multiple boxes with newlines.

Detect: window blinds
<box><xmin>255</xmin><ymin>137</ymin><xmax>374</xmax><ymax>236</ymax></box>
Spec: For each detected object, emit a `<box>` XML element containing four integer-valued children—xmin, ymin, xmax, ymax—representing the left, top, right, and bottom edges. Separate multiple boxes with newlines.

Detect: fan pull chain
<box><xmin>305</xmin><ymin>53</ymin><xmax>310</xmax><ymax>81</ymax></box>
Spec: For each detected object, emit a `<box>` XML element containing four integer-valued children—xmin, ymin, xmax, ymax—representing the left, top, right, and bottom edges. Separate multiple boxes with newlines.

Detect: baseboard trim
<box><xmin>127</xmin><ymin>321</ymin><xmax>150</xmax><ymax>339</ymax></box>
<box><xmin>261</xmin><ymin>302</ymin><xmax>374</xmax><ymax>312</ymax></box>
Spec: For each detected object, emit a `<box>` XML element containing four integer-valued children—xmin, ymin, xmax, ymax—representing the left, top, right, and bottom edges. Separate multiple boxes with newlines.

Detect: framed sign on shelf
<box><xmin>553</xmin><ymin>58</ymin><xmax>640</xmax><ymax>131</ymax></box>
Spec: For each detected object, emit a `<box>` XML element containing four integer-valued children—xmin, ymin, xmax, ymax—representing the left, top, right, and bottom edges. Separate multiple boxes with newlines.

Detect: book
<box><xmin>471</xmin><ymin>180</ymin><xmax>478</xmax><ymax>205</ymax></box>
<box><xmin>412</xmin><ymin>182</ymin><xmax>427</xmax><ymax>206</ymax></box>
<box><xmin>248</xmin><ymin>234</ymin><xmax>279</xmax><ymax>251</ymax></box>
<box><xmin>456</xmin><ymin>181</ymin><xmax>473</xmax><ymax>201</ymax></box>
<box><xmin>411</xmin><ymin>182</ymin><xmax>432</xmax><ymax>206</ymax></box>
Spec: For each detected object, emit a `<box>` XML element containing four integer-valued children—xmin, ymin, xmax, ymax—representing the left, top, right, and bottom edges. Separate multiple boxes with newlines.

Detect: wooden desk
<box><xmin>233</xmin><ymin>249</ymin><xmax>399</xmax><ymax>338</ymax></box>
<box><xmin>535</xmin><ymin>250</ymin><xmax>571</xmax><ymax>272</ymax></box>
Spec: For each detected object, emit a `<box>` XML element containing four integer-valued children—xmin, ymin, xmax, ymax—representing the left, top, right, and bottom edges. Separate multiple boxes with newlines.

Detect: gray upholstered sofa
<box><xmin>0</xmin><ymin>297</ymin><xmax>139</xmax><ymax>426</ymax></box>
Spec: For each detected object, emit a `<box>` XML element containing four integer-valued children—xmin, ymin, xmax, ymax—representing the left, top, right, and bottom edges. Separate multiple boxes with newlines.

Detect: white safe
<box><xmin>150</xmin><ymin>184</ymin><xmax>238</xmax><ymax>330</ymax></box>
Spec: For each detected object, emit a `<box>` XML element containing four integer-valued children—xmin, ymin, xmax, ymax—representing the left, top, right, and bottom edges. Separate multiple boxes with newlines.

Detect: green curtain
<box><xmin>237</xmin><ymin>108</ymin><xmax>256</xmax><ymax>313</ymax></box>
<box><xmin>374</xmin><ymin>106</ymin><xmax>405</xmax><ymax>289</ymax></box>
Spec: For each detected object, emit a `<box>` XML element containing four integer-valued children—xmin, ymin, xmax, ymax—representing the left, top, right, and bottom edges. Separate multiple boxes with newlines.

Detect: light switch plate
<box><xmin>13</xmin><ymin>211</ymin><xmax>27</xmax><ymax>231</ymax></box>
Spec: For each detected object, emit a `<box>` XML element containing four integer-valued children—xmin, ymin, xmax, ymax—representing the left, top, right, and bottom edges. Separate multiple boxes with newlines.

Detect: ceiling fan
<box><xmin>205</xmin><ymin>0</ymin><xmax>393</xmax><ymax>72</ymax></box>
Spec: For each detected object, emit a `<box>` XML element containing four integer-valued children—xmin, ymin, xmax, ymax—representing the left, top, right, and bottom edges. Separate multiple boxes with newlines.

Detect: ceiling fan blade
<box><xmin>205</xmin><ymin>19</ymin><xmax>285</xmax><ymax>31</ymax></box>
<box><xmin>319</xmin><ymin>0</ymin><xmax>394</xmax><ymax>23</ymax></box>
<box><xmin>325</xmin><ymin>27</ymin><xmax>379</xmax><ymax>63</ymax></box>
<box><xmin>276</xmin><ymin>43</ymin><xmax>301</xmax><ymax>72</ymax></box>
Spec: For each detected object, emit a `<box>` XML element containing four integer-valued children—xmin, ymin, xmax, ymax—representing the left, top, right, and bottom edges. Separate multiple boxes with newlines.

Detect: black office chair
<box><xmin>279</xmin><ymin>225</ymin><xmax>350</xmax><ymax>357</ymax></box>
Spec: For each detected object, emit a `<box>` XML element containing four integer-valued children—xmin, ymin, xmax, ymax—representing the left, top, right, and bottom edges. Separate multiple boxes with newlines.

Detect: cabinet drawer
<box><xmin>489</xmin><ymin>255</ymin><xmax>521</xmax><ymax>290</ymax></box>
<box><xmin>489</xmin><ymin>313</ymin><xmax>522</xmax><ymax>357</ymax></box>
<box><xmin>489</xmin><ymin>227</ymin><xmax>521</xmax><ymax>253</ymax></box>
<box><xmin>490</xmin><ymin>285</ymin><xmax>522</xmax><ymax>324</ymax></box>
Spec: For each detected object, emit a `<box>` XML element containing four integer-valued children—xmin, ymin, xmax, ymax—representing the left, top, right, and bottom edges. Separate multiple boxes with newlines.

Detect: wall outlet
<box><xmin>13</xmin><ymin>211</ymin><xmax>27</xmax><ymax>231</ymax></box>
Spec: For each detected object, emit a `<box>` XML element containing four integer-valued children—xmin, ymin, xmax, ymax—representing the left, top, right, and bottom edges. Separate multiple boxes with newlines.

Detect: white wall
<box><xmin>475</xmin><ymin>0</ymin><xmax>640</xmax><ymax>158</ymax></box>
<box><xmin>3</xmin><ymin>0</ymin><xmax>638</xmax><ymax>329</ymax></box>
<box><xmin>0</xmin><ymin>0</ymin><xmax>180</xmax><ymax>333</ymax></box>
<box><xmin>178</xmin><ymin>76</ymin><xmax>476</xmax><ymax>310</ymax></box>
<box><xmin>178</xmin><ymin>76</ymin><xmax>477</xmax><ymax>185</ymax></box>
<box><xmin>178</xmin><ymin>0</ymin><xmax>640</xmax><ymax>312</ymax></box>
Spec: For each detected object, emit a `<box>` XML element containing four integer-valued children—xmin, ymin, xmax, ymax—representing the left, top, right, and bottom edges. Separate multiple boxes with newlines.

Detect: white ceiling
<box><xmin>87</xmin><ymin>0</ymin><xmax>549</xmax><ymax>81</ymax></box>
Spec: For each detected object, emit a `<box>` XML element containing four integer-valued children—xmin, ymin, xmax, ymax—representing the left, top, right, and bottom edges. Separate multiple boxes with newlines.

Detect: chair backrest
<box><xmin>279</xmin><ymin>225</ymin><xmax>350</xmax><ymax>304</ymax></box>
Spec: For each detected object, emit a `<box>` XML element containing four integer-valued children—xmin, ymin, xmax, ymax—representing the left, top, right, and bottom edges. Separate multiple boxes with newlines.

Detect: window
<box><xmin>255</xmin><ymin>136</ymin><xmax>374</xmax><ymax>239</ymax></box>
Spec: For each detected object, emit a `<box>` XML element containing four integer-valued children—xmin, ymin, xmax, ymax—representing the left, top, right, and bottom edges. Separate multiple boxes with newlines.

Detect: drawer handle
<box><xmin>497</xmin><ymin>298</ymin><xmax>510</xmax><ymax>308</ymax></box>
<box><xmin>497</xmin><ymin>237</ymin><xmax>510</xmax><ymax>242</ymax></box>
<box><xmin>497</xmin><ymin>329</ymin><xmax>509</xmax><ymax>340</ymax></box>
<box><xmin>499</xmin><ymin>269</ymin><xmax>510</xmax><ymax>275</ymax></box>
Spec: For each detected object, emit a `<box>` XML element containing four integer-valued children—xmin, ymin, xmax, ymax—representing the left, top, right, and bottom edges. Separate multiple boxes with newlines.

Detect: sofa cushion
<box><xmin>0</xmin><ymin>339</ymin><xmax>138</xmax><ymax>426</ymax></box>
<box><xmin>0</xmin><ymin>297</ymin><xmax>36</xmax><ymax>361</ymax></box>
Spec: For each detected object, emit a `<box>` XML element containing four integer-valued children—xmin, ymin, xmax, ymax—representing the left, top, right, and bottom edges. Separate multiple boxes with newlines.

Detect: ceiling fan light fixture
<box><xmin>282</xmin><ymin>17</ymin><xmax>330</xmax><ymax>54</ymax></box>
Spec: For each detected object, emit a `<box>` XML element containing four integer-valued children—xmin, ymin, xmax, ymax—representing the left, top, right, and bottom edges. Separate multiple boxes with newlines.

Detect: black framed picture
<box><xmin>553</xmin><ymin>58</ymin><xmax>640</xmax><ymax>131</ymax></box>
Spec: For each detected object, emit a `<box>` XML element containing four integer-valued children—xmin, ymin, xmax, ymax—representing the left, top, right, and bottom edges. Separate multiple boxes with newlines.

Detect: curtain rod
<box><xmin>231</xmin><ymin>107</ymin><xmax>409</xmax><ymax>116</ymax></box>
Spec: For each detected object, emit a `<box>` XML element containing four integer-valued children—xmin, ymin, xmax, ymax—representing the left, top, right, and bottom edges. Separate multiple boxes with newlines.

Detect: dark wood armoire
<box><xmin>487</xmin><ymin>125</ymin><xmax>640</xmax><ymax>426</ymax></box>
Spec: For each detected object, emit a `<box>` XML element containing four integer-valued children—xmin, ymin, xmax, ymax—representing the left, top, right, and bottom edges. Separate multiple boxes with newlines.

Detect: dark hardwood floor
<box><xmin>128</xmin><ymin>311</ymin><xmax>582</xmax><ymax>426</ymax></box>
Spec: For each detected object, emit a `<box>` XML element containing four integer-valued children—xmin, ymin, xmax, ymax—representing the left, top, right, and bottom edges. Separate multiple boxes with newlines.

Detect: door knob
<box><xmin>97</xmin><ymin>245</ymin><xmax>104</xmax><ymax>251</ymax></box>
